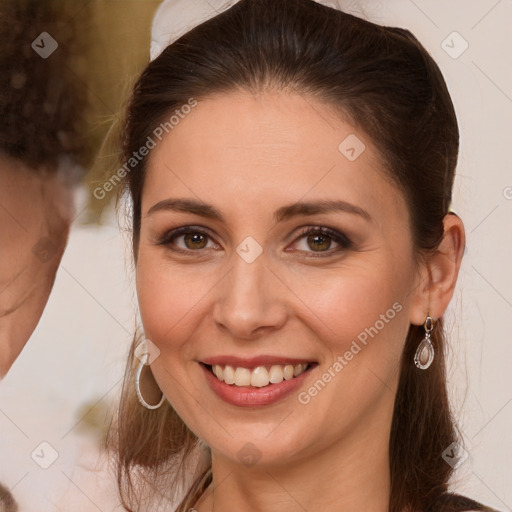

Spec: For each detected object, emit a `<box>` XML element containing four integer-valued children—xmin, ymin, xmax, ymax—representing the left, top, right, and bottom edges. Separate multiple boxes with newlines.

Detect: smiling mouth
<box><xmin>203</xmin><ymin>362</ymin><xmax>316</xmax><ymax>388</ymax></box>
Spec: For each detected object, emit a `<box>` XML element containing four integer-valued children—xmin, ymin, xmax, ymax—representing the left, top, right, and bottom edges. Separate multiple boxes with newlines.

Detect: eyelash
<box><xmin>158</xmin><ymin>225</ymin><xmax>352</xmax><ymax>257</ymax></box>
<box><xmin>291</xmin><ymin>226</ymin><xmax>352</xmax><ymax>257</ymax></box>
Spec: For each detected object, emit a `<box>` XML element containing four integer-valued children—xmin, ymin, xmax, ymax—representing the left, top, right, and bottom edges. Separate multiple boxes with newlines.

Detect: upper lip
<box><xmin>201</xmin><ymin>355</ymin><xmax>315</xmax><ymax>368</ymax></box>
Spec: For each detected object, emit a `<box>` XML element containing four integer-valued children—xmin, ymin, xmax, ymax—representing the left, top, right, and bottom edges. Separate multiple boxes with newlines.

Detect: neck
<box><xmin>196</xmin><ymin>408</ymin><xmax>393</xmax><ymax>512</ymax></box>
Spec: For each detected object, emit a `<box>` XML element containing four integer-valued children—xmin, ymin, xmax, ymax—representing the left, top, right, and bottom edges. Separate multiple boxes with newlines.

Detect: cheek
<box><xmin>135</xmin><ymin>253</ymin><xmax>213</xmax><ymax>353</ymax></box>
<box><xmin>291</xmin><ymin>260</ymin><xmax>411</xmax><ymax>364</ymax></box>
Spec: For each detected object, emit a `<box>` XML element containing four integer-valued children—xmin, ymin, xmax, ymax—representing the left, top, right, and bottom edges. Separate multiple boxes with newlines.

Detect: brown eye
<box><xmin>183</xmin><ymin>232</ymin><xmax>208</xmax><ymax>250</ymax></box>
<box><xmin>159</xmin><ymin>227</ymin><xmax>219</xmax><ymax>253</ymax></box>
<box><xmin>307</xmin><ymin>233</ymin><xmax>332</xmax><ymax>251</ymax></box>
<box><xmin>289</xmin><ymin>226</ymin><xmax>352</xmax><ymax>257</ymax></box>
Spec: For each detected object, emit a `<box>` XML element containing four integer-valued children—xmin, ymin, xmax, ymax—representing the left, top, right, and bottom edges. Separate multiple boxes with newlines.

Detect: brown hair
<box><xmin>0</xmin><ymin>0</ymin><xmax>88</xmax><ymax>172</ymax></box>
<box><xmin>110</xmin><ymin>1</ymin><xmax>494</xmax><ymax>511</ymax></box>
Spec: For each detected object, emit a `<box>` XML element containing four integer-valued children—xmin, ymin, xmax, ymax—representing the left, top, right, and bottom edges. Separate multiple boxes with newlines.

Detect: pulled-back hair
<box><xmin>110</xmin><ymin>1</ymin><xmax>494</xmax><ymax>511</ymax></box>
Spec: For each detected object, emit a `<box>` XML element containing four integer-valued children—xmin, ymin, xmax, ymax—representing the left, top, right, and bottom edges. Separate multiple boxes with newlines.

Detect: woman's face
<box><xmin>136</xmin><ymin>91</ymin><xmax>424</xmax><ymax>468</ymax></box>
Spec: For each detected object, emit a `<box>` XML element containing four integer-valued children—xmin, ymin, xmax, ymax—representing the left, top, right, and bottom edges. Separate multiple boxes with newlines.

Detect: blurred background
<box><xmin>0</xmin><ymin>1</ymin><xmax>160</xmax><ymax>510</ymax></box>
<box><xmin>0</xmin><ymin>1</ymin><xmax>511</xmax><ymax>511</ymax></box>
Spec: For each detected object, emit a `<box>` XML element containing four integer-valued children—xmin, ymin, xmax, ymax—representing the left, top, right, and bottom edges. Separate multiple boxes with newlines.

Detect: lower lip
<box><xmin>201</xmin><ymin>364</ymin><xmax>312</xmax><ymax>407</ymax></box>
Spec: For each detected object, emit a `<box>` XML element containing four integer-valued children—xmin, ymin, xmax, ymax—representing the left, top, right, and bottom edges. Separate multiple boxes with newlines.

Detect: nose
<box><xmin>212</xmin><ymin>253</ymin><xmax>288</xmax><ymax>340</ymax></box>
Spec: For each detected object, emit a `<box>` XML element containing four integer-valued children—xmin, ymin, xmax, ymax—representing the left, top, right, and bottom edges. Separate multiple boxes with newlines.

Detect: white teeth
<box><xmin>234</xmin><ymin>367</ymin><xmax>251</xmax><ymax>386</ymax></box>
<box><xmin>283</xmin><ymin>365</ymin><xmax>294</xmax><ymax>380</ymax></box>
<box><xmin>250</xmin><ymin>366</ymin><xmax>269</xmax><ymax>387</ymax></box>
<box><xmin>269</xmin><ymin>365</ymin><xmax>284</xmax><ymax>384</ymax></box>
<box><xmin>210</xmin><ymin>363</ymin><xmax>310</xmax><ymax>387</ymax></box>
<box><xmin>213</xmin><ymin>365</ymin><xmax>224</xmax><ymax>381</ymax></box>
<box><xmin>223</xmin><ymin>365</ymin><xmax>235</xmax><ymax>384</ymax></box>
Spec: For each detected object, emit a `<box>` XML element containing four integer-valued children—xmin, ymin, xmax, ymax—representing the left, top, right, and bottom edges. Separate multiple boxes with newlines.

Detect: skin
<box><xmin>0</xmin><ymin>154</ymin><xmax>74</xmax><ymax>378</ymax></box>
<box><xmin>136</xmin><ymin>91</ymin><xmax>465</xmax><ymax>512</ymax></box>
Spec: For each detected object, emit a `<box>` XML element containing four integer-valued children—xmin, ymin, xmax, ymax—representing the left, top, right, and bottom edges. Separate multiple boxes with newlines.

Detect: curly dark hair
<box><xmin>0</xmin><ymin>482</ymin><xmax>17</xmax><ymax>512</ymax></box>
<box><xmin>0</xmin><ymin>0</ymin><xmax>88</xmax><ymax>172</ymax></box>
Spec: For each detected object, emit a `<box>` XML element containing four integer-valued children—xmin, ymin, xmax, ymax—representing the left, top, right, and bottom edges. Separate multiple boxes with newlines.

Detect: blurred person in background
<box><xmin>0</xmin><ymin>0</ymin><xmax>88</xmax><ymax>379</ymax></box>
<box><xmin>0</xmin><ymin>1</ymin><xmax>89</xmax><ymax>507</ymax></box>
<box><xmin>1</xmin><ymin>0</ymin><xmax>164</xmax><ymax>509</ymax></box>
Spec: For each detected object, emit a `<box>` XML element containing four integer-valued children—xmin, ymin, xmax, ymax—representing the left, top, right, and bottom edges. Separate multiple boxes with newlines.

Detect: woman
<box><xmin>109</xmin><ymin>0</ymin><xmax>500</xmax><ymax>510</ymax></box>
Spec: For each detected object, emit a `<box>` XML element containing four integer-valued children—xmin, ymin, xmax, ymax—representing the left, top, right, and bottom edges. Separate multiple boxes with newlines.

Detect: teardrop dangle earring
<box><xmin>414</xmin><ymin>314</ymin><xmax>434</xmax><ymax>370</ymax></box>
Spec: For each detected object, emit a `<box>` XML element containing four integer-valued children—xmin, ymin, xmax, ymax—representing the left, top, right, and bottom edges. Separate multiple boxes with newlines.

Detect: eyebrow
<box><xmin>146</xmin><ymin>198</ymin><xmax>372</xmax><ymax>223</ymax></box>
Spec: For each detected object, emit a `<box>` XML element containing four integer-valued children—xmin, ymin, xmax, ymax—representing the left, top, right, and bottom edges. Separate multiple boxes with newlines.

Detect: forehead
<box><xmin>142</xmin><ymin>91</ymin><xmax>406</xmax><ymax>226</ymax></box>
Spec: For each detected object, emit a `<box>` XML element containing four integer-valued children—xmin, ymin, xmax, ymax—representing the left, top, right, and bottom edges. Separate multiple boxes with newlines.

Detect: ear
<box><xmin>409</xmin><ymin>213</ymin><xmax>466</xmax><ymax>325</ymax></box>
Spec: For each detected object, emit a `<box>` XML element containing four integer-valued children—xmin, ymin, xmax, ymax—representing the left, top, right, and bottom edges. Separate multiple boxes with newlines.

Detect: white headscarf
<box><xmin>150</xmin><ymin>0</ymin><xmax>241</xmax><ymax>61</ymax></box>
<box><xmin>148</xmin><ymin>0</ymin><xmax>363</xmax><ymax>61</ymax></box>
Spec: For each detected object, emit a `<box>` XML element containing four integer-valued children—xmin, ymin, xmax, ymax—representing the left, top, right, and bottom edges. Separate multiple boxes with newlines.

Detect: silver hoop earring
<box><xmin>135</xmin><ymin>355</ymin><xmax>165</xmax><ymax>409</ymax></box>
<box><xmin>414</xmin><ymin>315</ymin><xmax>434</xmax><ymax>370</ymax></box>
